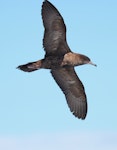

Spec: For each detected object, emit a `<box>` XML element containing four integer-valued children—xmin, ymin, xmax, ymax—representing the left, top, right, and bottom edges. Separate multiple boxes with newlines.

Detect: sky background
<box><xmin>0</xmin><ymin>0</ymin><xmax>117</xmax><ymax>149</ymax></box>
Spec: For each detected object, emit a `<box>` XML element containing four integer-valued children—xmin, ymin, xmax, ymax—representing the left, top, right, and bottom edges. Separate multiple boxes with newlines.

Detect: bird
<box><xmin>17</xmin><ymin>0</ymin><xmax>96</xmax><ymax>120</ymax></box>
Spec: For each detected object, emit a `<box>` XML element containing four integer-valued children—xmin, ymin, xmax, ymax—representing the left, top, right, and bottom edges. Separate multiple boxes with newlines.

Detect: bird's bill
<box><xmin>88</xmin><ymin>61</ymin><xmax>97</xmax><ymax>67</ymax></box>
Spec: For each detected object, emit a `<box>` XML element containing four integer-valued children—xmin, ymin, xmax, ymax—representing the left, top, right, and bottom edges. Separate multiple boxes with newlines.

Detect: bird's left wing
<box><xmin>51</xmin><ymin>67</ymin><xmax>87</xmax><ymax>119</ymax></box>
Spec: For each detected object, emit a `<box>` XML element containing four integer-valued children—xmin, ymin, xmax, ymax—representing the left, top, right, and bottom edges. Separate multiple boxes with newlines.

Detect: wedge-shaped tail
<box><xmin>17</xmin><ymin>60</ymin><xmax>42</xmax><ymax>72</ymax></box>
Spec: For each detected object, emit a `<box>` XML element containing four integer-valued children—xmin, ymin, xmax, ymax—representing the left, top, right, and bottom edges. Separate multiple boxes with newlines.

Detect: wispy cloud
<box><xmin>0</xmin><ymin>131</ymin><xmax>117</xmax><ymax>150</ymax></box>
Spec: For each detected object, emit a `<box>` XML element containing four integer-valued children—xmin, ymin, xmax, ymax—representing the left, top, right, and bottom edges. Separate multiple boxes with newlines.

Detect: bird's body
<box><xmin>17</xmin><ymin>0</ymin><xmax>96</xmax><ymax>119</ymax></box>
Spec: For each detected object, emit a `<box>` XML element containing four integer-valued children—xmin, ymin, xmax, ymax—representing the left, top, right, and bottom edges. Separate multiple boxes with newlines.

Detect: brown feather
<box><xmin>42</xmin><ymin>0</ymin><xmax>70</xmax><ymax>56</ymax></box>
<box><xmin>51</xmin><ymin>67</ymin><xmax>87</xmax><ymax>119</ymax></box>
<box><xmin>17</xmin><ymin>0</ymin><xmax>96</xmax><ymax>120</ymax></box>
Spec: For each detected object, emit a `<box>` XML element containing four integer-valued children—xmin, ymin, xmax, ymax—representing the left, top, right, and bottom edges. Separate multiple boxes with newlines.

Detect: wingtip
<box><xmin>67</xmin><ymin>100</ymin><xmax>87</xmax><ymax>120</ymax></box>
<box><xmin>70</xmin><ymin>97</ymin><xmax>87</xmax><ymax>120</ymax></box>
<box><xmin>73</xmin><ymin>111</ymin><xmax>87</xmax><ymax>120</ymax></box>
<box><xmin>43</xmin><ymin>0</ymin><xmax>49</xmax><ymax>3</ymax></box>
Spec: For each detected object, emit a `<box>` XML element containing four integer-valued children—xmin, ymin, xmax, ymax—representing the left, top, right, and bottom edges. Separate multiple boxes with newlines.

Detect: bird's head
<box><xmin>79</xmin><ymin>54</ymin><xmax>97</xmax><ymax>67</ymax></box>
<box><xmin>61</xmin><ymin>52</ymin><xmax>97</xmax><ymax>67</ymax></box>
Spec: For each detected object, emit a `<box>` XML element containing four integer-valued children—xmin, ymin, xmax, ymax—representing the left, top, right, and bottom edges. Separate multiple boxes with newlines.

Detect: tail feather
<box><xmin>17</xmin><ymin>60</ymin><xmax>42</xmax><ymax>72</ymax></box>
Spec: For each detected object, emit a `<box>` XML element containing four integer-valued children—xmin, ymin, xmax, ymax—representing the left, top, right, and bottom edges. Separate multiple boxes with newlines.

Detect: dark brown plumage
<box><xmin>17</xmin><ymin>0</ymin><xmax>96</xmax><ymax>120</ymax></box>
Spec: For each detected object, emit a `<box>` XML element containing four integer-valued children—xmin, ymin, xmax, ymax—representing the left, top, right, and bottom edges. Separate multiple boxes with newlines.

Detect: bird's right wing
<box><xmin>51</xmin><ymin>67</ymin><xmax>87</xmax><ymax>119</ymax></box>
<box><xmin>42</xmin><ymin>0</ymin><xmax>70</xmax><ymax>56</ymax></box>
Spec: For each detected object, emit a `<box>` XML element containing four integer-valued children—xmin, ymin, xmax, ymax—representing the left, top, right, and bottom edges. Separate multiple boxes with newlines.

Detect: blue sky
<box><xmin>0</xmin><ymin>0</ymin><xmax>117</xmax><ymax>149</ymax></box>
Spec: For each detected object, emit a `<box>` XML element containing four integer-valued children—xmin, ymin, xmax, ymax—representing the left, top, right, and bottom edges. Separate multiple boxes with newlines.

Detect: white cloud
<box><xmin>0</xmin><ymin>131</ymin><xmax>117</xmax><ymax>150</ymax></box>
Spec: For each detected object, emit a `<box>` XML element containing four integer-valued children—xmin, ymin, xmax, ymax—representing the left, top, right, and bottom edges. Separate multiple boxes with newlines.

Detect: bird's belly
<box><xmin>42</xmin><ymin>57</ymin><xmax>63</xmax><ymax>69</ymax></box>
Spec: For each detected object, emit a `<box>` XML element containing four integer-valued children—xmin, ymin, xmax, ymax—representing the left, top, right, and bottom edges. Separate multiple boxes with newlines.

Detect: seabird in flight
<box><xmin>17</xmin><ymin>0</ymin><xmax>96</xmax><ymax>120</ymax></box>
